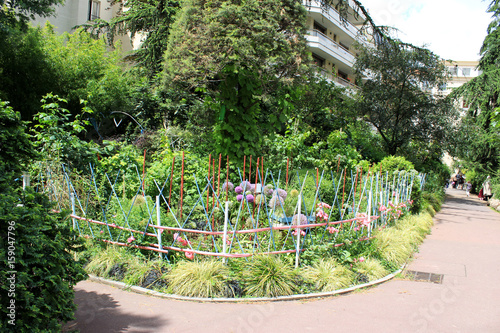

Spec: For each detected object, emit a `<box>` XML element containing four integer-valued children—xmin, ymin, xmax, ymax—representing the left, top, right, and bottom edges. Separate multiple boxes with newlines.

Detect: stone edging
<box><xmin>88</xmin><ymin>265</ymin><xmax>404</xmax><ymax>303</ymax></box>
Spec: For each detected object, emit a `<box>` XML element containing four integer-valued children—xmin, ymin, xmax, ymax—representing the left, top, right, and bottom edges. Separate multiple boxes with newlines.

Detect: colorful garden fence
<box><xmin>35</xmin><ymin>156</ymin><xmax>423</xmax><ymax>265</ymax></box>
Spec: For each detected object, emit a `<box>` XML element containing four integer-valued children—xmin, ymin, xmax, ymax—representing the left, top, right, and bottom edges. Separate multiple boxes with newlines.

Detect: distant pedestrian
<box><xmin>466</xmin><ymin>181</ymin><xmax>472</xmax><ymax>197</ymax></box>
<box><xmin>483</xmin><ymin>176</ymin><xmax>493</xmax><ymax>201</ymax></box>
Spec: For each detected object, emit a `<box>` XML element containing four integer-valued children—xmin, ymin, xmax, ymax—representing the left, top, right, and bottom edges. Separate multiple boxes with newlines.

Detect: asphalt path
<box><xmin>65</xmin><ymin>188</ymin><xmax>500</xmax><ymax>333</ymax></box>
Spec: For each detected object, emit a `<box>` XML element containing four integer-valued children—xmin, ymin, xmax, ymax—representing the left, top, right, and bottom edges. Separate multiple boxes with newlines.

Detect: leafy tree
<box><xmin>163</xmin><ymin>0</ymin><xmax>312</xmax><ymax>159</ymax></box>
<box><xmin>0</xmin><ymin>100</ymin><xmax>87</xmax><ymax>332</ymax></box>
<box><xmin>451</xmin><ymin>0</ymin><xmax>500</xmax><ymax>178</ymax></box>
<box><xmin>0</xmin><ymin>25</ymin><xmax>57</xmax><ymax>120</ymax></box>
<box><xmin>0</xmin><ymin>0</ymin><xmax>63</xmax><ymax>27</ymax></box>
<box><xmin>354</xmin><ymin>40</ymin><xmax>457</xmax><ymax>155</ymax></box>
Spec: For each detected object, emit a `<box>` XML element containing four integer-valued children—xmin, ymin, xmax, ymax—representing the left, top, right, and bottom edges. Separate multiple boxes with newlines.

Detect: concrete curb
<box><xmin>88</xmin><ymin>265</ymin><xmax>405</xmax><ymax>303</ymax></box>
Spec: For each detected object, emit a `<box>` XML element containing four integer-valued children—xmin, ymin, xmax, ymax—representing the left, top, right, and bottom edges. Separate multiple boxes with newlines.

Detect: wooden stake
<box><xmin>248</xmin><ymin>155</ymin><xmax>252</xmax><ymax>183</ymax></box>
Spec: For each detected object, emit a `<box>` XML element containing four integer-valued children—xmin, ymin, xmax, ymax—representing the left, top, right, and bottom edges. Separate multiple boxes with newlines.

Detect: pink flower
<box><xmin>179</xmin><ymin>238</ymin><xmax>189</xmax><ymax>247</ymax></box>
<box><xmin>100</xmin><ymin>230</ymin><xmax>104</xmax><ymax>234</ymax></box>
<box><xmin>185</xmin><ymin>251</ymin><xmax>194</xmax><ymax>260</ymax></box>
<box><xmin>353</xmin><ymin>227</ymin><xmax>360</xmax><ymax>232</ymax></box>
<box><xmin>359</xmin><ymin>257</ymin><xmax>365</xmax><ymax>263</ymax></box>
<box><xmin>173</xmin><ymin>232</ymin><xmax>179</xmax><ymax>240</ymax></box>
<box><xmin>226</xmin><ymin>238</ymin><xmax>232</xmax><ymax>245</ymax></box>
<box><xmin>327</xmin><ymin>227</ymin><xmax>339</xmax><ymax>234</ymax></box>
<box><xmin>292</xmin><ymin>229</ymin><xmax>306</xmax><ymax>236</ymax></box>
<box><xmin>127</xmin><ymin>236</ymin><xmax>135</xmax><ymax>243</ymax></box>
<box><xmin>379</xmin><ymin>205</ymin><xmax>387</xmax><ymax>212</ymax></box>
<box><xmin>158</xmin><ymin>229</ymin><xmax>164</xmax><ymax>234</ymax></box>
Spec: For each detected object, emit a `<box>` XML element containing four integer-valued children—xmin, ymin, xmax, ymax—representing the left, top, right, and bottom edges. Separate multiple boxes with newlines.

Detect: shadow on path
<box><xmin>63</xmin><ymin>289</ymin><xmax>168</xmax><ymax>333</ymax></box>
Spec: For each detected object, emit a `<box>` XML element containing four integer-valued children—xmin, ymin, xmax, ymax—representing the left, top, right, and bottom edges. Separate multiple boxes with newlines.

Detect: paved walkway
<box><xmin>65</xmin><ymin>188</ymin><xmax>500</xmax><ymax>333</ymax></box>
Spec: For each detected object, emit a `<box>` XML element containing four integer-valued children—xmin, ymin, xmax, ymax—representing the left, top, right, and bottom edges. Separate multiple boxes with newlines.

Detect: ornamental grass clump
<box><xmin>242</xmin><ymin>255</ymin><xmax>299</xmax><ymax>297</ymax></box>
<box><xmin>373</xmin><ymin>227</ymin><xmax>413</xmax><ymax>267</ymax></box>
<box><xmin>166</xmin><ymin>259</ymin><xmax>229</xmax><ymax>298</ymax></box>
<box><xmin>353</xmin><ymin>258</ymin><xmax>389</xmax><ymax>282</ymax></box>
<box><xmin>302</xmin><ymin>258</ymin><xmax>355</xmax><ymax>292</ymax></box>
<box><xmin>85</xmin><ymin>244</ymin><xmax>141</xmax><ymax>278</ymax></box>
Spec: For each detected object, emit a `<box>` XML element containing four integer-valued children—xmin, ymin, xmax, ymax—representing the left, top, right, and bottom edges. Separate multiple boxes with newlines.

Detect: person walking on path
<box><xmin>483</xmin><ymin>175</ymin><xmax>493</xmax><ymax>201</ymax></box>
<box><xmin>466</xmin><ymin>181</ymin><xmax>472</xmax><ymax>197</ymax></box>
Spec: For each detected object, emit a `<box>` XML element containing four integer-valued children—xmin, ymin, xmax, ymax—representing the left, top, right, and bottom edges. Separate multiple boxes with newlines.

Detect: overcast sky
<box><xmin>360</xmin><ymin>0</ymin><xmax>492</xmax><ymax>61</ymax></box>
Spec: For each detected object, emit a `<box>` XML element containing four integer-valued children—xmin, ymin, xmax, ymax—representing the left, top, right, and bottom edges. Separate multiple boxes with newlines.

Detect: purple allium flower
<box><xmin>236</xmin><ymin>194</ymin><xmax>244</xmax><ymax>202</ymax></box>
<box><xmin>292</xmin><ymin>214</ymin><xmax>308</xmax><ymax>226</ymax></box>
<box><xmin>235</xmin><ymin>186</ymin><xmax>243</xmax><ymax>194</ymax></box>
<box><xmin>263</xmin><ymin>185</ymin><xmax>274</xmax><ymax>196</ymax></box>
<box><xmin>222</xmin><ymin>181</ymin><xmax>234</xmax><ymax>192</ymax></box>
<box><xmin>268</xmin><ymin>195</ymin><xmax>284</xmax><ymax>209</ymax></box>
<box><xmin>239</xmin><ymin>181</ymin><xmax>252</xmax><ymax>192</ymax></box>
<box><xmin>276</xmin><ymin>188</ymin><xmax>287</xmax><ymax>200</ymax></box>
<box><xmin>246</xmin><ymin>194</ymin><xmax>254</xmax><ymax>203</ymax></box>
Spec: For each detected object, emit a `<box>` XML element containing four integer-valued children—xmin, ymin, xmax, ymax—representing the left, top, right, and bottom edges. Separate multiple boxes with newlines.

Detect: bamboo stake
<box><xmin>180</xmin><ymin>151</ymin><xmax>185</xmax><ymax>222</ymax></box>
<box><xmin>217</xmin><ymin>154</ymin><xmax>221</xmax><ymax>208</ymax></box>
<box><xmin>206</xmin><ymin>154</ymin><xmax>211</xmax><ymax>214</ymax></box>
<box><xmin>225</xmin><ymin>155</ymin><xmax>229</xmax><ymax>202</ymax></box>
<box><xmin>168</xmin><ymin>156</ymin><xmax>175</xmax><ymax>212</ymax></box>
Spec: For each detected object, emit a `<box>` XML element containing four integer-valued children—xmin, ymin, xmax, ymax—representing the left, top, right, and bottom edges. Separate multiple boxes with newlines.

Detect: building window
<box><xmin>88</xmin><ymin>1</ymin><xmax>100</xmax><ymax>21</ymax></box>
<box><xmin>462</xmin><ymin>68</ymin><xmax>471</xmax><ymax>76</ymax></box>
<box><xmin>313</xmin><ymin>21</ymin><xmax>327</xmax><ymax>34</ymax></box>
<box><xmin>449</xmin><ymin>65</ymin><xmax>458</xmax><ymax>76</ymax></box>
<box><xmin>339</xmin><ymin>42</ymin><xmax>349</xmax><ymax>51</ymax></box>
<box><xmin>312</xmin><ymin>53</ymin><xmax>325</xmax><ymax>67</ymax></box>
<box><xmin>338</xmin><ymin>70</ymin><xmax>348</xmax><ymax>80</ymax></box>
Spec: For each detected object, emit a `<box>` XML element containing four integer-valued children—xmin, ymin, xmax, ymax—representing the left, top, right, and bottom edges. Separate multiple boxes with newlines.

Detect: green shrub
<box><xmin>242</xmin><ymin>255</ymin><xmax>299</xmax><ymax>297</ymax></box>
<box><xmin>302</xmin><ymin>258</ymin><xmax>355</xmax><ymax>292</ymax></box>
<box><xmin>0</xmin><ymin>100</ymin><xmax>86</xmax><ymax>332</ymax></box>
<box><xmin>377</xmin><ymin>156</ymin><xmax>415</xmax><ymax>175</ymax></box>
<box><xmin>166</xmin><ymin>259</ymin><xmax>229</xmax><ymax>298</ymax></box>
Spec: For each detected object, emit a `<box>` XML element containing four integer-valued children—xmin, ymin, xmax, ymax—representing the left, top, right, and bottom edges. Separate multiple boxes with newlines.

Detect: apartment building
<box><xmin>31</xmin><ymin>0</ymin><xmax>136</xmax><ymax>52</ymax></box>
<box><xmin>304</xmin><ymin>0</ymin><xmax>368</xmax><ymax>90</ymax></box>
<box><xmin>32</xmin><ymin>0</ymin><xmax>113</xmax><ymax>34</ymax></box>
<box><xmin>428</xmin><ymin>60</ymin><xmax>480</xmax><ymax>113</ymax></box>
<box><xmin>32</xmin><ymin>1</ymin><xmax>367</xmax><ymax>89</ymax></box>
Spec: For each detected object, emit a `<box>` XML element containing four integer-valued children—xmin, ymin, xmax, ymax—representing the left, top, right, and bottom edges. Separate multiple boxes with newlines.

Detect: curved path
<box><xmin>65</xmin><ymin>188</ymin><xmax>500</xmax><ymax>333</ymax></box>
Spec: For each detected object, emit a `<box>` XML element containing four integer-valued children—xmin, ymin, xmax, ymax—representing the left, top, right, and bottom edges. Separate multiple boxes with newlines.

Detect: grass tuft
<box><xmin>242</xmin><ymin>255</ymin><xmax>299</xmax><ymax>297</ymax></box>
<box><xmin>166</xmin><ymin>259</ymin><xmax>229</xmax><ymax>298</ymax></box>
<box><xmin>302</xmin><ymin>258</ymin><xmax>355</xmax><ymax>292</ymax></box>
<box><xmin>353</xmin><ymin>258</ymin><xmax>389</xmax><ymax>282</ymax></box>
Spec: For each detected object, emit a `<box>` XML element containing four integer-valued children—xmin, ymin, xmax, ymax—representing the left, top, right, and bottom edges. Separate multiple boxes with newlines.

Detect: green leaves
<box><xmin>354</xmin><ymin>40</ymin><xmax>456</xmax><ymax>156</ymax></box>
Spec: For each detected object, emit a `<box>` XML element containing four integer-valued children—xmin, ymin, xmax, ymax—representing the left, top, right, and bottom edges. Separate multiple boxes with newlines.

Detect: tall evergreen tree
<box><xmin>162</xmin><ymin>0</ymin><xmax>313</xmax><ymax>159</ymax></box>
<box><xmin>451</xmin><ymin>0</ymin><xmax>500</xmax><ymax>176</ymax></box>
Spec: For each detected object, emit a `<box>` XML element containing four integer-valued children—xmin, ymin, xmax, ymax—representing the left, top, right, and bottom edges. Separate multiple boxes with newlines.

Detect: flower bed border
<box><xmin>86</xmin><ymin>264</ymin><xmax>405</xmax><ymax>303</ymax></box>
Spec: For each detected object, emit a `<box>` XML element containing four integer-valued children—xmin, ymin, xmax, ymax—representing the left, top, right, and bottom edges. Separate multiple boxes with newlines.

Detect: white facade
<box><xmin>31</xmin><ymin>0</ymin><xmax>115</xmax><ymax>34</ymax></box>
<box><xmin>304</xmin><ymin>0</ymin><xmax>368</xmax><ymax>90</ymax></box>
<box><xmin>33</xmin><ymin>0</ymin><xmax>368</xmax><ymax>87</ymax></box>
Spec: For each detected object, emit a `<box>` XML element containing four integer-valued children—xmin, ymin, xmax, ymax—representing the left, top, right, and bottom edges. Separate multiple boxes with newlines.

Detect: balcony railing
<box><xmin>306</xmin><ymin>29</ymin><xmax>356</xmax><ymax>67</ymax></box>
<box><xmin>305</xmin><ymin>0</ymin><xmax>368</xmax><ymax>42</ymax></box>
<box><xmin>314</xmin><ymin>66</ymin><xmax>359</xmax><ymax>91</ymax></box>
